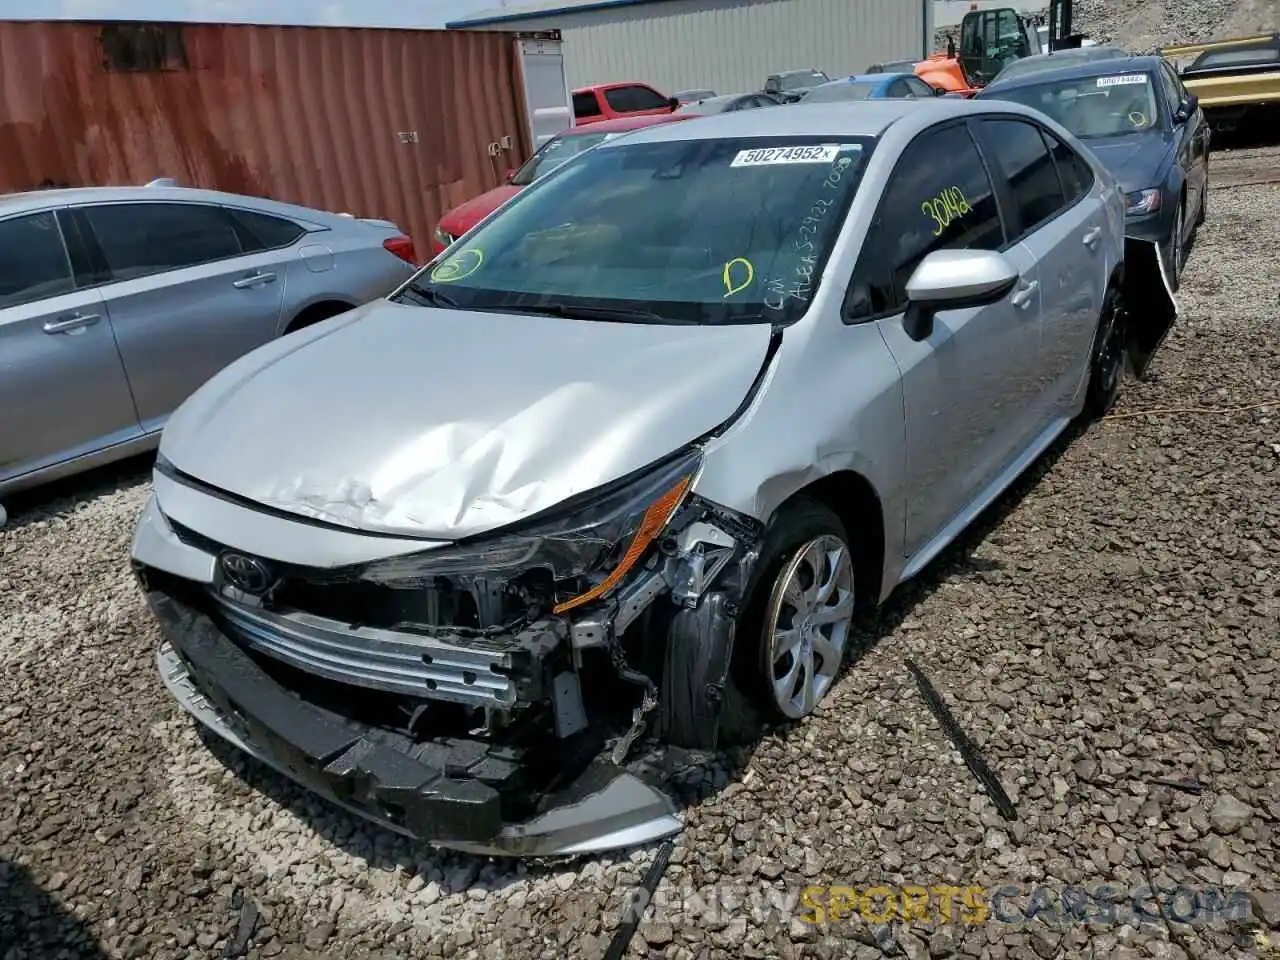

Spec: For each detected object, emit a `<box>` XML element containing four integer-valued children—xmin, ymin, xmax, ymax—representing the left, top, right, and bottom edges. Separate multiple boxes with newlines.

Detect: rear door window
<box><xmin>846</xmin><ymin>121</ymin><xmax>1005</xmax><ymax>321</ymax></box>
<box><xmin>888</xmin><ymin>79</ymin><xmax>913</xmax><ymax>97</ymax></box>
<box><xmin>83</xmin><ymin>203</ymin><xmax>245</xmax><ymax>281</ymax></box>
<box><xmin>573</xmin><ymin>91</ymin><xmax>602</xmax><ymax>119</ymax></box>
<box><xmin>230</xmin><ymin>209</ymin><xmax>306</xmax><ymax>251</ymax></box>
<box><xmin>1041</xmin><ymin>129</ymin><xmax>1094</xmax><ymax>205</ymax></box>
<box><xmin>978</xmin><ymin>118</ymin><xmax>1066</xmax><ymax>237</ymax></box>
<box><xmin>0</xmin><ymin>211</ymin><xmax>75</xmax><ymax>308</ymax></box>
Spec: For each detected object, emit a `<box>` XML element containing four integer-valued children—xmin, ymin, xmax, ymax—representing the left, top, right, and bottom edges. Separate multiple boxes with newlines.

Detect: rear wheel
<box><xmin>285</xmin><ymin>301</ymin><xmax>354</xmax><ymax>335</ymax></box>
<box><xmin>1082</xmin><ymin>286</ymin><xmax>1127</xmax><ymax>420</ymax></box>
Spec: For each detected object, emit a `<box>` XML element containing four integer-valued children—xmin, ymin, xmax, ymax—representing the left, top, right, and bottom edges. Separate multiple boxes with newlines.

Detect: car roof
<box><xmin>572</xmin><ymin>81</ymin><xmax>658</xmax><ymax>93</ymax></box>
<box><xmin>981</xmin><ymin>54</ymin><xmax>1164</xmax><ymax>93</ymax></box>
<box><xmin>561</xmin><ymin>113</ymin><xmax>689</xmax><ymax>136</ymax></box>
<box><xmin>684</xmin><ymin>93</ymin><xmax>755</xmax><ymax>108</ymax></box>
<box><xmin>986</xmin><ymin>47</ymin><xmax>1130</xmax><ymax>82</ymax></box>
<box><xmin>806</xmin><ymin>75</ymin><xmax>891</xmax><ymax>95</ymax></box>
<box><xmin>845</xmin><ymin>73</ymin><xmax>906</xmax><ymax>83</ymax></box>
<box><xmin>595</xmin><ymin>97</ymin><xmax>1041</xmax><ymax>146</ymax></box>
<box><xmin>0</xmin><ymin>185</ymin><xmax>346</xmax><ymax>224</ymax></box>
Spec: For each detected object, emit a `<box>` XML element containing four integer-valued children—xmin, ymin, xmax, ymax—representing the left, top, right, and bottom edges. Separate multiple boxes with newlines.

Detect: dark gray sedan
<box><xmin>977</xmin><ymin>55</ymin><xmax>1210</xmax><ymax>290</ymax></box>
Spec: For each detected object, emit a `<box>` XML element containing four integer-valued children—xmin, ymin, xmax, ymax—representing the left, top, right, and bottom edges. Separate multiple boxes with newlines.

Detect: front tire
<box><xmin>738</xmin><ymin>499</ymin><xmax>857</xmax><ymax>724</ymax></box>
<box><xmin>661</xmin><ymin>498</ymin><xmax>862</xmax><ymax>749</ymax></box>
<box><xmin>1163</xmin><ymin>200</ymin><xmax>1185</xmax><ymax>292</ymax></box>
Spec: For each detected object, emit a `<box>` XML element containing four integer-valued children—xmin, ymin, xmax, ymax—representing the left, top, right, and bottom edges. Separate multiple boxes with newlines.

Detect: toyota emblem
<box><xmin>219</xmin><ymin>552</ymin><xmax>275</xmax><ymax>595</ymax></box>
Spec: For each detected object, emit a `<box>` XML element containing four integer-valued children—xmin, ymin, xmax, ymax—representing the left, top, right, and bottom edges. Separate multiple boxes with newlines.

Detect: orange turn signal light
<box><xmin>552</xmin><ymin>475</ymin><xmax>693</xmax><ymax>615</ymax></box>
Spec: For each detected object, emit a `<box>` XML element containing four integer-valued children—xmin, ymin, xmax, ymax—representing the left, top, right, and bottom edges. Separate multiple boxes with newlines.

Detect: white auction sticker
<box><xmin>730</xmin><ymin>144</ymin><xmax>841</xmax><ymax>167</ymax></box>
<box><xmin>1097</xmin><ymin>74</ymin><xmax>1148</xmax><ymax>87</ymax></box>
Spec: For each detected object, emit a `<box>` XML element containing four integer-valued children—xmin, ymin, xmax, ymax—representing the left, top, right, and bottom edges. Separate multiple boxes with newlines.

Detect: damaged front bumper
<box><xmin>133</xmin><ymin>464</ymin><xmax>760</xmax><ymax>857</ymax></box>
<box><xmin>149</xmin><ymin>593</ymin><xmax>681</xmax><ymax>856</ymax></box>
<box><xmin>1121</xmin><ymin>236</ymin><xmax>1179</xmax><ymax>379</ymax></box>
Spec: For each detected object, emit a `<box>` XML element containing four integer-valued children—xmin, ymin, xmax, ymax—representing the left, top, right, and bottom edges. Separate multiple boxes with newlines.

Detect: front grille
<box><xmin>215</xmin><ymin>598</ymin><xmax>519</xmax><ymax>708</ymax></box>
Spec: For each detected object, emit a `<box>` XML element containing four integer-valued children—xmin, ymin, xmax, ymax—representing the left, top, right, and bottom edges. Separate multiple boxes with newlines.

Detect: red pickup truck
<box><xmin>572</xmin><ymin>81</ymin><xmax>680</xmax><ymax>124</ymax></box>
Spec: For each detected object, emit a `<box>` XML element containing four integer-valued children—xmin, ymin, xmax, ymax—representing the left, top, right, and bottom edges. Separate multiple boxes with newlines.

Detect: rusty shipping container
<box><xmin>0</xmin><ymin>20</ymin><xmax>537</xmax><ymax>253</ymax></box>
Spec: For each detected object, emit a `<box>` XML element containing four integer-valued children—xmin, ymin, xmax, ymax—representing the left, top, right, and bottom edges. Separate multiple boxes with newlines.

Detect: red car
<box><xmin>430</xmin><ymin>112</ymin><xmax>692</xmax><ymax>256</ymax></box>
<box><xmin>571</xmin><ymin>81</ymin><xmax>680</xmax><ymax>125</ymax></box>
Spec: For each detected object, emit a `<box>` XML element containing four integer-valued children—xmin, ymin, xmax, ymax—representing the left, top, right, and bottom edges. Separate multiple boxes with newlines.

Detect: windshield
<box><xmin>398</xmin><ymin>135</ymin><xmax>876</xmax><ymax>326</ymax></box>
<box><xmin>1194</xmin><ymin>46</ymin><xmax>1280</xmax><ymax>69</ymax></box>
<box><xmin>983</xmin><ymin>72</ymin><xmax>1162</xmax><ymax>138</ymax></box>
<box><xmin>777</xmin><ymin>71</ymin><xmax>826</xmax><ymax>91</ymax></box>
<box><xmin>803</xmin><ymin>81</ymin><xmax>879</xmax><ymax>102</ymax></box>
<box><xmin>509</xmin><ymin>132</ymin><xmax>611</xmax><ymax>186</ymax></box>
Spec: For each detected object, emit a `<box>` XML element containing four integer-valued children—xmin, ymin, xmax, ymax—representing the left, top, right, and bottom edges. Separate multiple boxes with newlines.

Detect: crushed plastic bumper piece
<box><xmin>149</xmin><ymin>592</ymin><xmax>682</xmax><ymax>857</ymax></box>
<box><xmin>1122</xmin><ymin>237</ymin><xmax>1179</xmax><ymax>379</ymax></box>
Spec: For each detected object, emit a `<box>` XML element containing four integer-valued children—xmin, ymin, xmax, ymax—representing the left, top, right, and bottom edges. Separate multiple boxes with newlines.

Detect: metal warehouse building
<box><xmin>448</xmin><ymin>0</ymin><xmax>932</xmax><ymax>98</ymax></box>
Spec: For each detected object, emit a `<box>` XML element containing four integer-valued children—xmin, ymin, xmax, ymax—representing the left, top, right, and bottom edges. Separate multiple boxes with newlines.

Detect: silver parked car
<box><xmin>675</xmin><ymin>92</ymin><xmax>784</xmax><ymax>115</ymax></box>
<box><xmin>0</xmin><ymin>185</ymin><xmax>417</xmax><ymax>503</ymax></box>
<box><xmin>134</xmin><ymin>99</ymin><xmax>1151</xmax><ymax>857</ymax></box>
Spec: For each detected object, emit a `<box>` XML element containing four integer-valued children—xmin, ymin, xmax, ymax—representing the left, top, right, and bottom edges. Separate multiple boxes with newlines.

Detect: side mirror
<box><xmin>933</xmin><ymin>85</ymin><xmax>946</xmax><ymax>96</ymax></box>
<box><xmin>667</xmin><ymin>96</ymin><xmax>681</xmax><ymax>110</ymax></box>
<box><xmin>1175</xmin><ymin>93</ymin><xmax>1199</xmax><ymax>122</ymax></box>
<box><xmin>504</xmin><ymin>168</ymin><xmax>517</xmax><ymax>182</ymax></box>
<box><xmin>901</xmin><ymin>249</ymin><xmax>1020</xmax><ymax>341</ymax></box>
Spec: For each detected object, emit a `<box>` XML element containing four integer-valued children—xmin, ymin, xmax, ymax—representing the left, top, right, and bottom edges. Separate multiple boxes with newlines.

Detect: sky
<box><xmin>0</xmin><ymin>0</ymin><xmax>510</xmax><ymax>29</ymax></box>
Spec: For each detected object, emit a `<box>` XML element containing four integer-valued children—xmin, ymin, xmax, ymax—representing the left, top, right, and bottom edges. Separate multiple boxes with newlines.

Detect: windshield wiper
<box><xmin>399</xmin><ymin>281</ymin><xmax>460</xmax><ymax>309</ymax></box>
<box><xmin>491</xmin><ymin>302</ymin><xmax>688</xmax><ymax>324</ymax></box>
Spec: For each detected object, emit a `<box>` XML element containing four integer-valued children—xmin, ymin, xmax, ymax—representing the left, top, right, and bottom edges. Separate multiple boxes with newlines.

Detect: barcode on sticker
<box><xmin>731</xmin><ymin>144</ymin><xmax>840</xmax><ymax>167</ymax></box>
<box><xmin>1097</xmin><ymin>74</ymin><xmax>1148</xmax><ymax>87</ymax></box>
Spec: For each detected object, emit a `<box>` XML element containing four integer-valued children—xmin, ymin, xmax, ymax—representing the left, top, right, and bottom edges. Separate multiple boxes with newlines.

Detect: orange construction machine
<box><xmin>918</xmin><ymin>0</ymin><xmax>1083</xmax><ymax>96</ymax></box>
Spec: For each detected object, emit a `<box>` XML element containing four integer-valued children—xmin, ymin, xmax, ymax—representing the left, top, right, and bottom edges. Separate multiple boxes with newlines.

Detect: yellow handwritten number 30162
<box><xmin>921</xmin><ymin>186</ymin><xmax>972</xmax><ymax>238</ymax></box>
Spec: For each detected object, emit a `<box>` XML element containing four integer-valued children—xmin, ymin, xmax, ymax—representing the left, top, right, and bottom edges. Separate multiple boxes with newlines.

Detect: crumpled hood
<box><xmin>438</xmin><ymin>185</ymin><xmax>522</xmax><ymax>236</ymax></box>
<box><xmin>160</xmin><ymin>300</ymin><xmax>773</xmax><ymax>540</ymax></box>
<box><xmin>1086</xmin><ymin>133</ymin><xmax>1172</xmax><ymax>194</ymax></box>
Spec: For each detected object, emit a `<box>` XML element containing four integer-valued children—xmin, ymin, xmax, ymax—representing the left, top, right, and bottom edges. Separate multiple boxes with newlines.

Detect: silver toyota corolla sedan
<box><xmin>0</xmin><ymin>185</ymin><xmax>417</xmax><ymax>506</ymax></box>
<box><xmin>133</xmin><ymin>99</ymin><xmax>1156</xmax><ymax>857</ymax></box>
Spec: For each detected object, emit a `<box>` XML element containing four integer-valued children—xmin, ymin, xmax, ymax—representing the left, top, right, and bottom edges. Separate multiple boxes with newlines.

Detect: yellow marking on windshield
<box><xmin>723</xmin><ymin>257</ymin><xmax>755</xmax><ymax>297</ymax></box>
<box><xmin>430</xmin><ymin>248</ymin><xmax>484</xmax><ymax>283</ymax></box>
<box><xmin>1128</xmin><ymin>111</ymin><xmax>1148</xmax><ymax>127</ymax></box>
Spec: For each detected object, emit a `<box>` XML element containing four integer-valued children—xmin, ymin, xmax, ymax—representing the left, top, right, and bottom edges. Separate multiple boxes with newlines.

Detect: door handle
<box><xmin>1010</xmin><ymin>279</ymin><xmax>1038</xmax><ymax>309</ymax></box>
<box><xmin>232</xmin><ymin>271</ymin><xmax>277</xmax><ymax>289</ymax></box>
<box><xmin>1082</xmin><ymin>226</ymin><xmax>1103</xmax><ymax>250</ymax></box>
<box><xmin>42</xmin><ymin>312</ymin><xmax>102</xmax><ymax>334</ymax></box>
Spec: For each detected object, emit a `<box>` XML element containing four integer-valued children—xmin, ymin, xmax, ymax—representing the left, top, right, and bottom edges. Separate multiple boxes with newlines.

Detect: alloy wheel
<box><xmin>762</xmin><ymin>534</ymin><xmax>856</xmax><ymax>719</ymax></box>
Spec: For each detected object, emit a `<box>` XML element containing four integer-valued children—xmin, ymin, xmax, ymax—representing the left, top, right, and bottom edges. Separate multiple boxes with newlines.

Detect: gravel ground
<box><xmin>3</xmin><ymin>148</ymin><xmax>1279</xmax><ymax>960</ymax></box>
